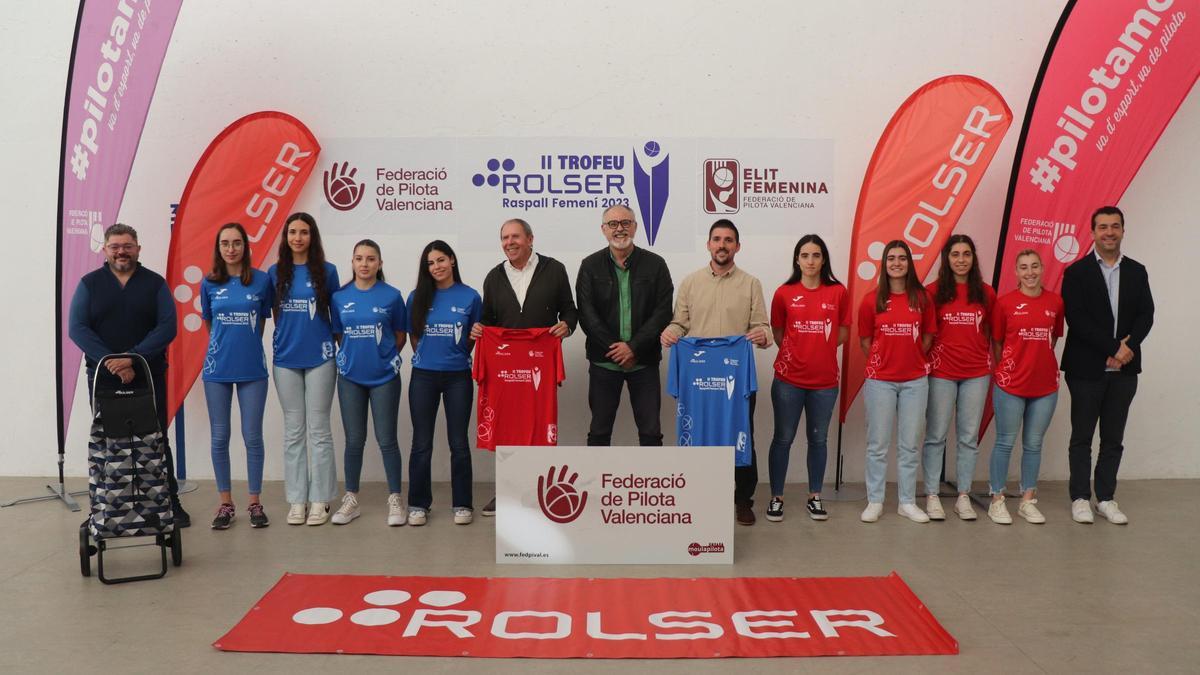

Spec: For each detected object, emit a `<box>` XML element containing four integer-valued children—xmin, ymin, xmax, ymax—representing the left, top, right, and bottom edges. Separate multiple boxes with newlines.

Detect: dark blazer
<box><xmin>480</xmin><ymin>253</ymin><xmax>578</xmax><ymax>331</ymax></box>
<box><xmin>1061</xmin><ymin>253</ymin><xmax>1154</xmax><ymax>378</ymax></box>
<box><xmin>576</xmin><ymin>246</ymin><xmax>674</xmax><ymax>366</ymax></box>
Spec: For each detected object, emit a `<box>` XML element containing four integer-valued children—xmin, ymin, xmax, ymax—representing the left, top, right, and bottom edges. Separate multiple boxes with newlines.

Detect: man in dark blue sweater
<box><xmin>69</xmin><ymin>223</ymin><xmax>190</xmax><ymax>527</ymax></box>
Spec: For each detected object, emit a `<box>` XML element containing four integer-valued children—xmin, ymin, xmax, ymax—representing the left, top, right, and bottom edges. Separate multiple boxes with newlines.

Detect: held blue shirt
<box><xmin>268</xmin><ymin>261</ymin><xmax>340</xmax><ymax>369</ymax></box>
<box><xmin>331</xmin><ymin>281</ymin><xmax>409</xmax><ymax>387</ymax></box>
<box><xmin>408</xmin><ymin>283</ymin><xmax>482</xmax><ymax>372</ymax></box>
<box><xmin>200</xmin><ymin>270</ymin><xmax>273</xmax><ymax>383</ymax></box>
<box><xmin>667</xmin><ymin>335</ymin><xmax>757</xmax><ymax>466</ymax></box>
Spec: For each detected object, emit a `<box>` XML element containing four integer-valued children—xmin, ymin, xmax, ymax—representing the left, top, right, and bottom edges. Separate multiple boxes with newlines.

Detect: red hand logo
<box><xmin>537</xmin><ymin>465</ymin><xmax>588</xmax><ymax>524</ymax></box>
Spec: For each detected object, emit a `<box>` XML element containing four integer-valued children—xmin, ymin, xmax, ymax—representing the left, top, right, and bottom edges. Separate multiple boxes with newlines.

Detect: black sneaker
<box><xmin>806</xmin><ymin>496</ymin><xmax>829</xmax><ymax>521</ymax></box>
<box><xmin>765</xmin><ymin>497</ymin><xmax>784</xmax><ymax>522</ymax></box>
<box><xmin>211</xmin><ymin>503</ymin><xmax>236</xmax><ymax>530</ymax></box>
<box><xmin>172</xmin><ymin>502</ymin><xmax>191</xmax><ymax>529</ymax></box>
<box><xmin>248</xmin><ymin>503</ymin><xmax>269</xmax><ymax>528</ymax></box>
<box><xmin>481</xmin><ymin>497</ymin><xmax>497</xmax><ymax>517</ymax></box>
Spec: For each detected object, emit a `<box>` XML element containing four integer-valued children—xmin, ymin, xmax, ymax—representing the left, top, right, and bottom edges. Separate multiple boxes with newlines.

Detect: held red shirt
<box><xmin>857</xmin><ymin>289</ymin><xmax>937</xmax><ymax>382</ymax></box>
<box><xmin>926</xmin><ymin>281</ymin><xmax>996</xmax><ymax>380</ymax></box>
<box><xmin>992</xmin><ymin>289</ymin><xmax>1064</xmax><ymax>398</ymax></box>
<box><xmin>473</xmin><ymin>326</ymin><xmax>565</xmax><ymax>451</ymax></box>
<box><xmin>770</xmin><ymin>282</ymin><xmax>850</xmax><ymax>389</ymax></box>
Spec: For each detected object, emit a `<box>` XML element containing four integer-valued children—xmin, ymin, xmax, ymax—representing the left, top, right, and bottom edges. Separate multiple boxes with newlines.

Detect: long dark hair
<box><xmin>410</xmin><ymin>240</ymin><xmax>463</xmax><ymax>341</ymax></box>
<box><xmin>784</xmin><ymin>233</ymin><xmax>841</xmax><ymax>286</ymax></box>
<box><xmin>348</xmin><ymin>239</ymin><xmax>385</xmax><ymax>284</ymax></box>
<box><xmin>874</xmin><ymin>240</ymin><xmax>925</xmax><ymax>313</ymax></box>
<box><xmin>933</xmin><ymin>234</ymin><xmax>987</xmax><ymax>307</ymax></box>
<box><xmin>207</xmin><ymin>223</ymin><xmax>254</xmax><ymax>286</ymax></box>
<box><xmin>274</xmin><ymin>212</ymin><xmax>330</xmax><ymax>318</ymax></box>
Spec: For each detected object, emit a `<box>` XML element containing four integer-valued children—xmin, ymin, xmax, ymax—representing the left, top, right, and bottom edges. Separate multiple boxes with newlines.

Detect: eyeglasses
<box><xmin>603</xmin><ymin>219</ymin><xmax>635</xmax><ymax>230</ymax></box>
<box><xmin>219</xmin><ymin>240</ymin><xmax>245</xmax><ymax>249</ymax></box>
<box><xmin>105</xmin><ymin>243</ymin><xmax>137</xmax><ymax>253</ymax></box>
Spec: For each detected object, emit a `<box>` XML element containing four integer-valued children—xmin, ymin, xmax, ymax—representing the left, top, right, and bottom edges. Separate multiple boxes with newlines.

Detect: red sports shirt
<box><xmin>473</xmin><ymin>327</ymin><xmax>565</xmax><ymax>451</ymax></box>
<box><xmin>771</xmin><ymin>282</ymin><xmax>850</xmax><ymax>389</ymax></box>
<box><xmin>926</xmin><ymin>281</ymin><xmax>996</xmax><ymax>380</ymax></box>
<box><xmin>857</xmin><ymin>289</ymin><xmax>937</xmax><ymax>382</ymax></box>
<box><xmin>992</xmin><ymin>289</ymin><xmax>1064</xmax><ymax>398</ymax></box>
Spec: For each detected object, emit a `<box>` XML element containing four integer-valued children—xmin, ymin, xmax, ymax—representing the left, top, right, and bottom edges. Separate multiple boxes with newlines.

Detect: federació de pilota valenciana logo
<box><xmin>537</xmin><ymin>465</ymin><xmax>588</xmax><ymax>524</ymax></box>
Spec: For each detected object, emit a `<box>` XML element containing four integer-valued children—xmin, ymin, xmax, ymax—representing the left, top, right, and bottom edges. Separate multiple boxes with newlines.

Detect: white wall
<box><xmin>3</xmin><ymin>1</ymin><xmax>1197</xmax><ymax>489</ymax></box>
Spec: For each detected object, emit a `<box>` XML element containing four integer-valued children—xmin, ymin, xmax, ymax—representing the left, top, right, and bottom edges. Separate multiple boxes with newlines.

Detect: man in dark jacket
<box><xmin>1061</xmin><ymin>206</ymin><xmax>1154</xmax><ymax>526</ymax></box>
<box><xmin>576</xmin><ymin>205</ymin><xmax>674</xmax><ymax>446</ymax></box>
<box><xmin>68</xmin><ymin>223</ymin><xmax>190</xmax><ymax>527</ymax></box>
<box><xmin>470</xmin><ymin>218</ymin><xmax>578</xmax><ymax>515</ymax></box>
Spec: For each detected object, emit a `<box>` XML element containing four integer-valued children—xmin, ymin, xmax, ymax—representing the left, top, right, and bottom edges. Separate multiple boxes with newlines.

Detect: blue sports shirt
<box><xmin>408</xmin><ymin>283</ymin><xmax>482</xmax><ymax>372</ymax></box>
<box><xmin>331</xmin><ymin>281</ymin><xmax>409</xmax><ymax>387</ymax></box>
<box><xmin>667</xmin><ymin>335</ymin><xmax>757</xmax><ymax>466</ymax></box>
<box><xmin>268</xmin><ymin>261</ymin><xmax>340</xmax><ymax>369</ymax></box>
<box><xmin>200</xmin><ymin>269</ymin><xmax>273</xmax><ymax>383</ymax></box>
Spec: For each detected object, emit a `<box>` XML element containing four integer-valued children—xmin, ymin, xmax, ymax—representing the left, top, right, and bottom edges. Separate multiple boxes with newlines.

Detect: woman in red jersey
<box><xmin>987</xmin><ymin>249</ymin><xmax>1064</xmax><ymax>525</ymax></box>
<box><xmin>921</xmin><ymin>235</ymin><xmax>995</xmax><ymax>521</ymax></box>
<box><xmin>858</xmin><ymin>240</ymin><xmax>937</xmax><ymax>524</ymax></box>
<box><xmin>766</xmin><ymin>235</ymin><xmax>850</xmax><ymax>523</ymax></box>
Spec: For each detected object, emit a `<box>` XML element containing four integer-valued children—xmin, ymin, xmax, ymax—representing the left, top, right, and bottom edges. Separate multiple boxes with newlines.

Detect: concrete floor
<box><xmin>1</xmin><ymin>476</ymin><xmax>1196</xmax><ymax>674</ymax></box>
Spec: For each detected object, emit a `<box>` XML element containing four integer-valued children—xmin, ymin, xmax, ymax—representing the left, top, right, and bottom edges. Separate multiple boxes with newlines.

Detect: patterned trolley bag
<box><xmin>79</xmin><ymin>353</ymin><xmax>181</xmax><ymax>583</ymax></box>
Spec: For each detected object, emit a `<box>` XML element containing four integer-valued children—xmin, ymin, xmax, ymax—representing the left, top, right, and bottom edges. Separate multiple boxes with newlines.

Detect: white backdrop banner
<box><xmin>496</xmin><ymin>445</ymin><xmax>733</xmax><ymax>564</ymax></box>
<box><xmin>314</xmin><ymin>137</ymin><xmax>833</xmax><ymax>252</ymax></box>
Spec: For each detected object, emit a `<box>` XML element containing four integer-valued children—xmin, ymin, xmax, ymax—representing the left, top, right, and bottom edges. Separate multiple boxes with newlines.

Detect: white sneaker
<box><xmin>860</xmin><ymin>502</ymin><xmax>883</xmax><ymax>523</ymax></box>
<box><xmin>286</xmin><ymin>503</ymin><xmax>307</xmax><ymax>525</ymax></box>
<box><xmin>897</xmin><ymin>503</ymin><xmax>930</xmax><ymax>523</ymax></box>
<box><xmin>405</xmin><ymin>507</ymin><xmax>425</xmax><ymax>527</ymax></box>
<box><xmin>988</xmin><ymin>497</ymin><xmax>1012</xmax><ymax>524</ymax></box>
<box><xmin>393</xmin><ymin>492</ymin><xmax>412</xmax><ymax>523</ymax></box>
<box><xmin>1096</xmin><ymin>500</ymin><xmax>1128</xmax><ymax>525</ymax></box>
<box><xmin>331</xmin><ymin>493</ymin><xmax>359</xmax><ymax>525</ymax></box>
<box><xmin>454</xmin><ymin>508</ymin><xmax>473</xmax><ymax>525</ymax></box>
<box><xmin>306</xmin><ymin>501</ymin><xmax>331</xmax><ymax>526</ymax></box>
<box><xmin>1018</xmin><ymin>498</ymin><xmax>1046</xmax><ymax>524</ymax></box>
<box><xmin>1072</xmin><ymin>498</ymin><xmax>1095</xmax><ymax>524</ymax></box>
<box><xmin>954</xmin><ymin>494</ymin><xmax>977</xmax><ymax>521</ymax></box>
<box><xmin>925</xmin><ymin>495</ymin><xmax>945</xmax><ymax>521</ymax></box>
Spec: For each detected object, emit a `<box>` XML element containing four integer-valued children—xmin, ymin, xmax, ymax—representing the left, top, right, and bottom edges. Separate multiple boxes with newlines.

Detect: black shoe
<box><xmin>806</xmin><ymin>496</ymin><xmax>829</xmax><ymax>521</ymax></box>
<box><xmin>248</xmin><ymin>503</ymin><xmax>270</xmax><ymax>528</ymax></box>
<box><xmin>481</xmin><ymin>497</ymin><xmax>497</xmax><ymax>517</ymax></box>
<box><xmin>173</xmin><ymin>503</ymin><xmax>191</xmax><ymax>529</ymax></box>
<box><xmin>766</xmin><ymin>497</ymin><xmax>784</xmax><ymax>522</ymax></box>
<box><xmin>736</xmin><ymin>503</ymin><xmax>756</xmax><ymax>526</ymax></box>
<box><xmin>211</xmin><ymin>503</ymin><xmax>236</xmax><ymax>530</ymax></box>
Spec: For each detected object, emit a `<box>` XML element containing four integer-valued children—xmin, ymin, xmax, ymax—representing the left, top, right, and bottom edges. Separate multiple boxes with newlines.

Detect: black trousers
<box><xmin>1066</xmin><ymin>373</ymin><xmax>1138</xmax><ymax>502</ymax></box>
<box><xmin>735</xmin><ymin>392</ymin><xmax>758</xmax><ymax>506</ymax></box>
<box><xmin>586</xmin><ymin>363</ymin><xmax>663</xmax><ymax>446</ymax></box>
<box><xmin>87</xmin><ymin>365</ymin><xmax>182</xmax><ymax>501</ymax></box>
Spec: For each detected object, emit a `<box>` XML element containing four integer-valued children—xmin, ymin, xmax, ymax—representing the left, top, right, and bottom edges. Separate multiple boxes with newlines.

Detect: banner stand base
<box><xmin>0</xmin><ymin>483</ymin><xmax>84</xmax><ymax>511</ymax></box>
<box><xmin>826</xmin><ymin>482</ymin><xmax>866</xmax><ymax>502</ymax></box>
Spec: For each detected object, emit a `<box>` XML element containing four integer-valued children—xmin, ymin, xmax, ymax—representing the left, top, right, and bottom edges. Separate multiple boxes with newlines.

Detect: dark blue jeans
<box><xmin>767</xmin><ymin>378</ymin><xmax>838</xmax><ymax>496</ymax></box>
<box><xmin>338</xmin><ymin>375</ymin><xmax>403</xmax><ymax>494</ymax></box>
<box><xmin>407</xmin><ymin>368</ymin><xmax>474</xmax><ymax>510</ymax></box>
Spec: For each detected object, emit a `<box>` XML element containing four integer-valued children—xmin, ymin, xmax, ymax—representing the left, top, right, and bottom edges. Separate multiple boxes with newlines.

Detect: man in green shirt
<box><xmin>575</xmin><ymin>205</ymin><xmax>675</xmax><ymax>446</ymax></box>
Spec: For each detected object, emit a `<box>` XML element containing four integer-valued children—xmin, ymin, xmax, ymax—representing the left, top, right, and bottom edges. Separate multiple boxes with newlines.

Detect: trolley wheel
<box><xmin>79</xmin><ymin>524</ymin><xmax>91</xmax><ymax>577</ymax></box>
<box><xmin>170</xmin><ymin>530</ymin><xmax>183</xmax><ymax>567</ymax></box>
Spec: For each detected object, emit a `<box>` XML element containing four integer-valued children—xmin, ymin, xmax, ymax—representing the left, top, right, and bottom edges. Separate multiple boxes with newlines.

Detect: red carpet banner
<box><xmin>994</xmin><ymin>0</ymin><xmax>1199</xmax><ymax>295</ymax></box>
<box><xmin>164</xmin><ymin>112</ymin><xmax>320</xmax><ymax>419</ymax></box>
<box><xmin>840</xmin><ymin>76</ymin><xmax>1012</xmax><ymax>421</ymax></box>
<box><xmin>215</xmin><ymin>574</ymin><xmax>957</xmax><ymax>658</ymax></box>
<box><xmin>57</xmin><ymin>0</ymin><xmax>183</xmax><ymax>447</ymax></box>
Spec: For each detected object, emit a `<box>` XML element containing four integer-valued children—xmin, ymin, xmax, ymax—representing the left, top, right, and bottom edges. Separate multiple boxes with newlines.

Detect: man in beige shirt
<box><xmin>661</xmin><ymin>219</ymin><xmax>771</xmax><ymax>525</ymax></box>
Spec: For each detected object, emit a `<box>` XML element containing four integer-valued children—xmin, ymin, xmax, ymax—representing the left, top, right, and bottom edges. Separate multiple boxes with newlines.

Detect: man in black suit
<box><xmin>1060</xmin><ymin>206</ymin><xmax>1153</xmax><ymax>525</ymax></box>
<box><xmin>469</xmin><ymin>217</ymin><xmax>578</xmax><ymax>515</ymax></box>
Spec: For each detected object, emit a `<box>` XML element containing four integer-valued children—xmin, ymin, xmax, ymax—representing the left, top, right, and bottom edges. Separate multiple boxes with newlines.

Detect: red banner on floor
<box><xmin>215</xmin><ymin>574</ymin><xmax>956</xmax><ymax>658</ymax></box>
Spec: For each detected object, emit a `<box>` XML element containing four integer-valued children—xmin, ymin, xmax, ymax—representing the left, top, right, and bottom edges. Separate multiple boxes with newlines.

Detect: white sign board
<box><xmin>496</xmin><ymin>445</ymin><xmax>733</xmax><ymax>564</ymax></box>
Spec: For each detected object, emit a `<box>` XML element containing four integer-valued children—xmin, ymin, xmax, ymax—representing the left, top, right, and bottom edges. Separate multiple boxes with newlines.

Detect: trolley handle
<box><xmin>93</xmin><ymin>353</ymin><xmax>155</xmax><ymax>389</ymax></box>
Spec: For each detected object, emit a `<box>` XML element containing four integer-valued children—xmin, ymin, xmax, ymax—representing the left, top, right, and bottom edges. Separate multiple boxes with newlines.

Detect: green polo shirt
<box><xmin>595</xmin><ymin>251</ymin><xmax>644</xmax><ymax>372</ymax></box>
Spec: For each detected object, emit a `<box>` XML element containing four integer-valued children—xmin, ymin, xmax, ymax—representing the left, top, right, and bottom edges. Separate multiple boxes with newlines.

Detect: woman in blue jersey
<box><xmin>200</xmin><ymin>223</ymin><xmax>273</xmax><ymax>530</ymax></box>
<box><xmin>268</xmin><ymin>213</ymin><xmax>340</xmax><ymax>527</ymax></box>
<box><xmin>406</xmin><ymin>241</ymin><xmax>482</xmax><ymax>526</ymax></box>
<box><xmin>330</xmin><ymin>240</ymin><xmax>410</xmax><ymax>527</ymax></box>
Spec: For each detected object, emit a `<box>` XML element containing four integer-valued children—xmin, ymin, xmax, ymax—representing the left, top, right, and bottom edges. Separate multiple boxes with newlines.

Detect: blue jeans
<box><xmin>989</xmin><ymin>385</ymin><xmax>1058</xmax><ymax>494</ymax></box>
<box><xmin>864</xmin><ymin>376</ymin><xmax>928</xmax><ymax>505</ymax></box>
<box><xmin>922</xmin><ymin>375</ymin><xmax>989</xmax><ymax>495</ymax></box>
<box><xmin>408</xmin><ymin>368</ymin><xmax>474</xmax><ymax>511</ymax></box>
<box><xmin>767</xmin><ymin>379</ymin><xmax>837</xmax><ymax>496</ymax></box>
<box><xmin>203</xmin><ymin>379</ymin><xmax>268</xmax><ymax>495</ymax></box>
<box><xmin>273</xmin><ymin>361</ymin><xmax>337</xmax><ymax>504</ymax></box>
<box><xmin>338</xmin><ymin>375</ymin><xmax>403</xmax><ymax>494</ymax></box>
